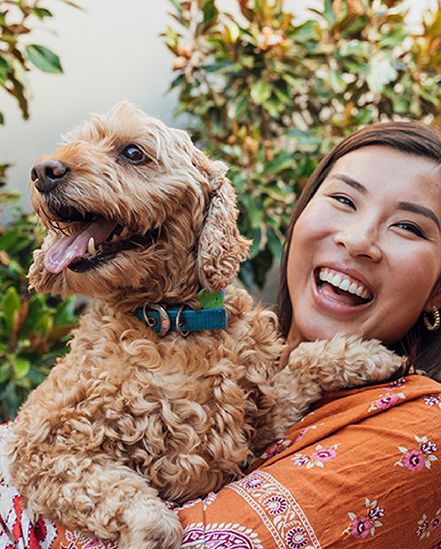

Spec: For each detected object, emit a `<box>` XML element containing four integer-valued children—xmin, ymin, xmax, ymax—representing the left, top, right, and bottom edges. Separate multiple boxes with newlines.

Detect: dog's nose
<box><xmin>31</xmin><ymin>160</ymin><xmax>69</xmax><ymax>194</ymax></box>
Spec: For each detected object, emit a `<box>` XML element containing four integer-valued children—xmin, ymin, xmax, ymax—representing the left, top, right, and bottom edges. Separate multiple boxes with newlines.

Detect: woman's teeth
<box><xmin>319</xmin><ymin>268</ymin><xmax>371</xmax><ymax>300</ymax></box>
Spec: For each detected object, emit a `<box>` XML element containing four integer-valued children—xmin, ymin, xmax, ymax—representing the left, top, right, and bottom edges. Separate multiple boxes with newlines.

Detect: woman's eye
<box><xmin>122</xmin><ymin>144</ymin><xmax>145</xmax><ymax>164</ymax></box>
<box><xmin>330</xmin><ymin>195</ymin><xmax>355</xmax><ymax>209</ymax></box>
<box><xmin>395</xmin><ymin>222</ymin><xmax>426</xmax><ymax>238</ymax></box>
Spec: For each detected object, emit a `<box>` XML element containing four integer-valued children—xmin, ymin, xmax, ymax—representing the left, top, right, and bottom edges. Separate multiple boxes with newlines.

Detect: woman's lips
<box><xmin>312</xmin><ymin>266</ymin><xmax>374</xmax><ymax>312</ymax></box>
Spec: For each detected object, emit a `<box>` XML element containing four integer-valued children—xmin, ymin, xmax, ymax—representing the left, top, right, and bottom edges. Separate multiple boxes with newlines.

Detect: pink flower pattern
<box><xmin>417</xmin><ymin>509</ymin><xmax>441</xmax><ymax>541</ymax></box>
<box><xmin>259</xmin><ymin>438</ymin><xmax>291</xmax><ymax>460</ymax></box>
<box><xmin>351</xmin><ymin>515</ymin><xmax>372</xmax><ymax>539</ymax></box>
<box><xmin>424</xmin><ymin>394</ymin><xmax>441</xmax><ymax>410</ymax></box>
<box><xmin>395</xmin><ymin>435</ymin><xmax>438</xmax><ymax>470</ymax></box>
<box><xmin>291</xmin><ymin>444</ymin><xmax>339</xmax><ymax>469</ymax></box>
<box><xmin>343</xmin><ymin>498</ymin><xmax>384</xmax><ymax>540</ymax></box>
<box><xmin>368</xmin><ymin>388</ymin><xmax>407</xmax><ymax>412</ymax></box>
<box><xmin>311</xmin><ymin>447</ymin><xmax>337</xmax><ymax>462</ymax></box>
<box><xmin>382</xmin><ymin>378</ymin><xmax>407</xmax><ymax>391</ymax></box>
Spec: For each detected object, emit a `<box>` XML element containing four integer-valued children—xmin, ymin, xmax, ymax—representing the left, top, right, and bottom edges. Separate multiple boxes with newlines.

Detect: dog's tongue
<box><xmin>44</xmin><ymin>219</ymin><xmax>117</xmax><ymax>274</ymax></box>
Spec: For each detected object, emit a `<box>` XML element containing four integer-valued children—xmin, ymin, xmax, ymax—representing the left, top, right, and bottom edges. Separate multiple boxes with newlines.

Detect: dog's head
<box><xmin>29</xmin><ymin>102</ymin><xmax>250</xmax><ymax>306</ymax></box>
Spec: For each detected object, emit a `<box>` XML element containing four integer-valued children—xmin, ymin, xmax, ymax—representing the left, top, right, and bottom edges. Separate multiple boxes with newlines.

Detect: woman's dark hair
<box><xmin>275</xmin><ymin>120</ymin><xmax>441</xmax><ymax>376</ymax></box>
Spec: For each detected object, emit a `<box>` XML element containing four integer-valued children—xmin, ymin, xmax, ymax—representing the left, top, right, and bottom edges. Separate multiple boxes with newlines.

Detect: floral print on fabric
<box><xmin>294</xmin><ymin>423</ymin><xmax>324</xmax><ymax>444</ymax></box>
<box><xmin>259</xmin><ymin>438</ymin><xmax>292</xmax><ymax>461</ymax></box>
<box><xmin>394</xmin><ymin>435</ymin><xmax>438</xmax><ymax>471</ymax></box>
<box><xmin>425</xmin><ymin>394</ymin><xmax>441</xmax><ymax>410</ymax></box>
<box><xmin>178</xmin><ymin>492</ymin><xmax>218</xmax><ymax>511</ymax></box>
<box><xmin>228</xmin><ymin>471</ymin><xmax>321</xmax><ymax>549</ymax></box>
<box><xmin>368</xmin><ymin>392</ymin><xmax>406</xmax><ymax>412</ymax></box>
<box><xmin>342</xmin><ymin>498</ymin><xmax>384</xmax><ymax>540</ymax></box>
<box><xmin>381</xmin><ymin>377</ymin><xmax>407</xmax><ymax>391</ymax></box>
<box><xmin>291</xmin><ymin>443</ymin><xmax>339</xmax><ymax>469</ymax></box>
<box><xmin>181</xmin><ymin>522</ymin><xmax>263</xmax><ymax>548</ymax></box>
<box><xmin>417</xmin><ymin>508</ymin><xmax>441</xmax><ymax>541</ymax></box>
<box><xmin>0</xmin><ymin>482</ymin><xmax>117</xmax><ymax>549</ymax></box>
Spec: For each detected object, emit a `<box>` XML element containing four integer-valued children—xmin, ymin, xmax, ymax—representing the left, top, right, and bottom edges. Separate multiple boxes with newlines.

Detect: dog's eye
<box><xmin>122</xmin><ymin>145</ymin><xmax>145</xmax><ymax>164</ymax></box>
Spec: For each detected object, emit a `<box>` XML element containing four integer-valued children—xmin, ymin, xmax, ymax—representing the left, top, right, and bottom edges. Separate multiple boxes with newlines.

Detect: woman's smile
<box><xmin>310</xmin><ymin>264</ymin><xmax>374</xmax><ymax>316</ymax></box>
<box><xmin>287</xmin><ymin>145</ymin><xmax>441</xmax><ymax>346</ymax></box>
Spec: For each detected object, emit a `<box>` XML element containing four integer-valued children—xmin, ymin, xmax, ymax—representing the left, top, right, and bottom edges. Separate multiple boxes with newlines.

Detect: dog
<box><xmin>2</xmin><ymin>102</ymin><xmax>404</xmax><ymax>549</ymax></box>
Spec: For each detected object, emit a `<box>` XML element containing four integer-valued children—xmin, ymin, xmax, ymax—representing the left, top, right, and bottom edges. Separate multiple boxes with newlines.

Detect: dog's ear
<box><xmin>196</xmin><ymin>156</ymin><xmax>251</xmax><ymax>292</ymax></box>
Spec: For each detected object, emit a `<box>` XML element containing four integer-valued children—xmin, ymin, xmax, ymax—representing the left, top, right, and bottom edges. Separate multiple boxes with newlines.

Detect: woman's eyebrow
<box><xmin>398</xmin><ymin>201</ymin><xmax>441</xmax><ymax>230</ymax></box>
<box><xmin>329</xmin><ymin>174</ymin><xmax>368</xmax><ymax>194</ymax></box>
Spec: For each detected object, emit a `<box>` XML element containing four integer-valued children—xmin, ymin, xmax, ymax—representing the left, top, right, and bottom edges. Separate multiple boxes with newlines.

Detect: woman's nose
<box><xmin>334</xmin><ymin>219</ymin><xmax>383</xmax><ymax>261</ymax></box>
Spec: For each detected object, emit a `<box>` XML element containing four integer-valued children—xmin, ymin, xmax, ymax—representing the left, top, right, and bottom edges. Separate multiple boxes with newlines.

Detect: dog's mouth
<box><xmin>43</xmin><ymin>206</ymin><xmax>157</xmax><ymax>274</ymax></box>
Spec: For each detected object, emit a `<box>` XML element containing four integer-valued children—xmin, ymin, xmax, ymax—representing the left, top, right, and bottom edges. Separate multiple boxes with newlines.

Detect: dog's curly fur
<box><xmin>2</xmin><ymin>102</ymin><xmax>404</xmax><ymax>549</ymax></box>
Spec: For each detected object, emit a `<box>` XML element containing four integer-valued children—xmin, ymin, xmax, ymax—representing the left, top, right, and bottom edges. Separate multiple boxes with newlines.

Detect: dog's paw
<box><xmin>321</xmin><ymin>334</ymin><xmax>406</xmax><ymax>391</ymax></box>
<box><xmin>120</xmin><ymin>498</ymin><xmax>182</xmax><ymax>549</ymax></box>
<box><xmin>291</xmin><ymin>334</ymin><xmax>406</xmax><ymax>392</ymax></box>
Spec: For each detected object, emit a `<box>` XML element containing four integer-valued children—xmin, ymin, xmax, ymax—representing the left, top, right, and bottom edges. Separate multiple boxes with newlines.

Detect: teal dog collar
<box><xmin>134</xmin><ymin>291</ymin><xmax>227</xmax><ymax>337</ymax></box>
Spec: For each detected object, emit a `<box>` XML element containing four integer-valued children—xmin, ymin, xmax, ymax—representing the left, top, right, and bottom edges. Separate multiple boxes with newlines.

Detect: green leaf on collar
<box><xmin>198</xmin><ymin>289</ymin><xmax>224</xmax><ymax>309</ymax></box>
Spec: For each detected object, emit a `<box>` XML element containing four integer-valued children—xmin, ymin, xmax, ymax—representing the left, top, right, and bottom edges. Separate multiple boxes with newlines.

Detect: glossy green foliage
<box><xmin>0</xmin><ymin>181</ymin><xmax>80</xmax><ymax>421</ymax></box>
<box><xmin>165</xmin><ymin>0</ymin><xmax>441</xmax><ymax>287</ymax></box>
<box><xmin>0</xmin><ymin>0</ymin><xmax>81</xmax><ymax>124</ymax></box>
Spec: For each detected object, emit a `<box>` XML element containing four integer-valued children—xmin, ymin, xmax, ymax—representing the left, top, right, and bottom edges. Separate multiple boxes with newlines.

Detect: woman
<box><xmin>2</xmin><ymin>121</ymin><xmax>441</xmax><ymax>548</ymax></box>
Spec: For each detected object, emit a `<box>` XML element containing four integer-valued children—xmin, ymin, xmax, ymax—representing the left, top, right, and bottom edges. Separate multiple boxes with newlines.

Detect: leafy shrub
<box><xmin>164</xmin><ymin>0</ymin><xmax>441</xmax><ymax>288</ymax></box>
<box><xmin>0</xmin><ymin>0</ymin><xmax>81</xmax><ymax>420</ymax></box>
<box><xmin>0</xmin><ymin>0</ymin><xmax>80</xmax><ymax>123</ymax></box>
<box><xmin>0</xmin><ymin>180</ymin><xmax>81</xmax><ymax>421</ymax></box>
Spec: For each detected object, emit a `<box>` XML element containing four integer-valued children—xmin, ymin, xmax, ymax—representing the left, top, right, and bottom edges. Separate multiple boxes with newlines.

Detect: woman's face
<box><xmin>287</xmin><ymin>145</ymin><xmax>441</xmax><ymax>346</ymax></box>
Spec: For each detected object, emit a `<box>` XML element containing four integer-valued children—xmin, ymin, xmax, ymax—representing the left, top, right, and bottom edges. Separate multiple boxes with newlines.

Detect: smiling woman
<box><xmin>286</xmin><ymin>146</ymin><xmax>441</xmax><ymax>347</ymax></box>
<box><xmin>2</xmin><ymin>122</ymin><xmax>441</xmax><ymax>549</ymax></box>
<box><xmin>278</xmin><ymin>122</ymin><xmax>441</xmax><ymax>378</ymax></box>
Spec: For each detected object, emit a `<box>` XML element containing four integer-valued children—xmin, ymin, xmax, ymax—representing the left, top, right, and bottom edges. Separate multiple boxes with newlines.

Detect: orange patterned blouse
<box><xmin>1</xmin><ymin>374</ymin><xmax>441</xmax><ymax>548</ymax></box>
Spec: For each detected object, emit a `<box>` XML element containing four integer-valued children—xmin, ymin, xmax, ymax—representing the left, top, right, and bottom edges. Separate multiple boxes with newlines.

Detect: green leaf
<box><xmin>1</xmin><ymin>286</ymin><xmax>21</xmax><ymax>336</ymax></box>
<box><xmin>323</xmin><ymin>0</ymin><xmax>337</xmax><ymax>26</ymax></box>
<box><xmin>57</xmin><ymin>0</ymin><xmax>85</xmax><ymax>9</ymax></box>
<box><xmin>26</xmin><ymin>45</ymin><xmax>63</xmax><ymax>73</ymax></box>
<box><xmin>202</xmin><ymin>0</ymin><xmax>217</xmax><ymax>26</ymax></box>
<box><xmin>0</xmin><ymin>363</ymin><xmax>11</xmax><ymax>384</ymax></box>
<box><xmin>12</xmin><ymin>357</ymin><xmax>31</xmax><ymax>380</ymax></box>
<box><xmin>267</xmin><ymin>228</ymin><xmax>283</xmax><ymax>262</ymax></box>
<box><xmin>29</xmin><ymin>7</ymin><xmax>53</xmax><ymax>20</ymax></box>
<box><xmin>366</xmin><ymin>53</ymin><xmax>397</xmax><ymax>94</ymax></box>
<box><xmin>239</xmin><ymin>260</ymin><xmax>254</xmax><ymax>289</ymax></box>
<box><xmin>0</xmin><ymin>55</ymin><xmax>10</xmax><ymax>74</ymax></box>
<box><xmin>292</xmin><ymin>19</ymin><xmax>320</xmax><ymax>42</ymax></box>
<box><xmin>250</xmin><ymin>79</ymin><xmax>272</xmax><ymax>105</ymax></box>
<box><xmin>329</xmin><ymin>69</ymin><xmax>346</xmax><ymax>93</ymax></box>
<box><xmin>0</xmin><ymin>383</ymin><xmax>21</xmax><ymax>420</ymax></box>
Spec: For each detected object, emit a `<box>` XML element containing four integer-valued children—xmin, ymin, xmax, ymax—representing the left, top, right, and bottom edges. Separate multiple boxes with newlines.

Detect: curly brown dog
<box><xmin>2</xmin><ymin>102</ymin><xmax>404</xmax><ymax>549</ymax></box>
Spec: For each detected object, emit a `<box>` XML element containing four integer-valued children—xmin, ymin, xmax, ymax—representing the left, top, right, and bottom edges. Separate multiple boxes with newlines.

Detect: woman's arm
<box><xmin>2</xmin><ymin>374</ymin><xmax>441</xmax><ymax>549</ymax></box>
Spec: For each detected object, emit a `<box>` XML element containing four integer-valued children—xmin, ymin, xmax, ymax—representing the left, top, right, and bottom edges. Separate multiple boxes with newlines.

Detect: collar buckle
<box><xmin>142</xmin><ymin>303</ymin><xmax>171</xmax><ymax>337</ymax></box>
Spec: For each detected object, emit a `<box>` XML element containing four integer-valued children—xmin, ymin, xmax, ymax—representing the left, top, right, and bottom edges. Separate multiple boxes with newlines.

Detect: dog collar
<box><xmin>134</xmin><ymin>290</ymin><xmax>227</xmax><ymax>337</ymax></box>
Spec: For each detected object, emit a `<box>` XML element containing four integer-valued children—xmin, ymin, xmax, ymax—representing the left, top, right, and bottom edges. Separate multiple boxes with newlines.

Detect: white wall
<box><xmin>0</xmin><ymin>0</ymin><xmax>322</xmax><ymax>212</ymax></box>
<box><xmin>1</xmin><ymin>1</ymin><xmax>176</xmax><ymax>211</ymax></box>
<box><xmin>1</xmin><ymin>0</ymin><xmax>433</xmax><ymax>211</ymax></box>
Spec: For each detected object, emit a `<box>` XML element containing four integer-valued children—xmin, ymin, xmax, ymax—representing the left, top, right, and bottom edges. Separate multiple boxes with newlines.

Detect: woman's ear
<box><xmin>196</xmin><ymin>157</ymin><xmax>251</xmax><ymax>292</ymax></box>
<box><xmin>423</xmin><ymin>282</ymin><xmax>441</xmax><ymax>313</ymax></box>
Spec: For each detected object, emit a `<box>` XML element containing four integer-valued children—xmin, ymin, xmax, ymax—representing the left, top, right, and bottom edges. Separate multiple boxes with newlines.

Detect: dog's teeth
<box><xmin>111</xmin><ymin>233</ymin><xmax>119</xmax><ymax>243</ymax></box>
<box><xmin>88</xmin><ymin>237</ymin><xmax>96</xmax><ymax>256</ymax></box>
<box><xmin>120</xmin><ymin>227</ymin><xmax>130</xmax><ymax>239</ymax></box>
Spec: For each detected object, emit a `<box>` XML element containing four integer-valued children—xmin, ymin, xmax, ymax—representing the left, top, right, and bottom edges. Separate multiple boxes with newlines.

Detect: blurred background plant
<box><xmin>164</xmin><ymin>0</ymin><xmax>441</xmax><ymax>289</ymax></box>
<box><xmin>0</xmin><ymin>0</ymin><xmax>81</xmax><ymax>421</ymax></box>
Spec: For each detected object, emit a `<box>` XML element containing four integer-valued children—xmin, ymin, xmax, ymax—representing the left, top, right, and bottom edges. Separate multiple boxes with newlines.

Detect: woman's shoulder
<box><xmin>178</xmin><ymin>374</ymin><xmax>441</xmax><ymax>549</ymax></box>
